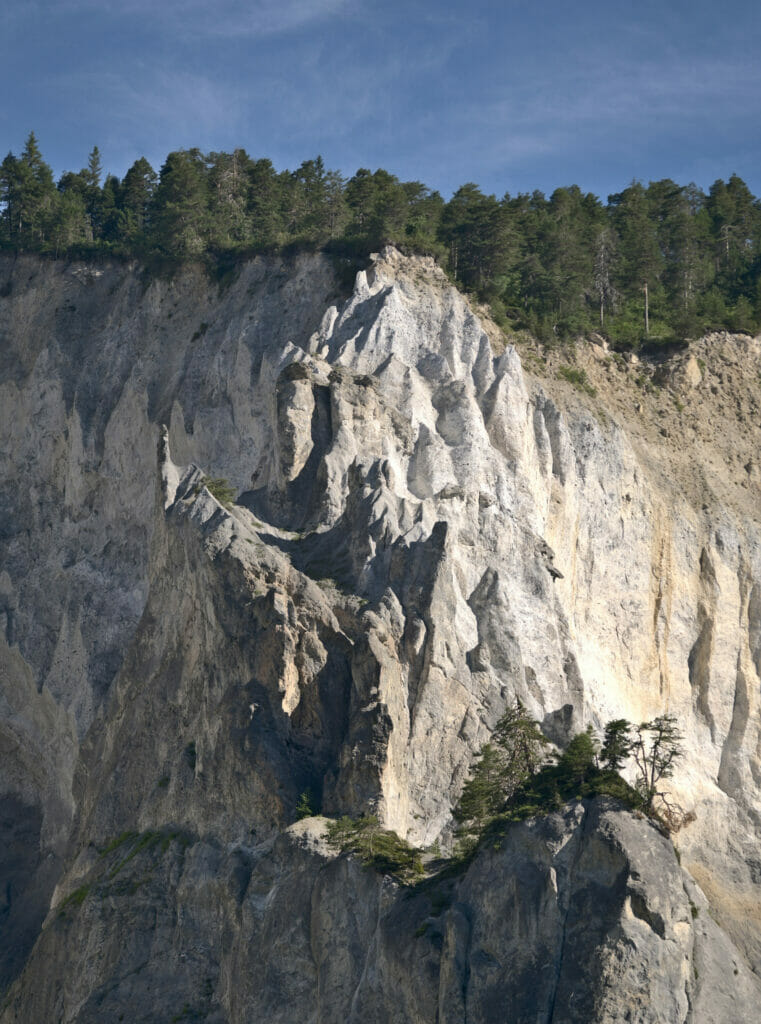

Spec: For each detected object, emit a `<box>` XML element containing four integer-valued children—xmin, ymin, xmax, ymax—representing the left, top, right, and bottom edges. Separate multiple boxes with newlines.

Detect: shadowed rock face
<box><xmin>1</xmin><ymin>249</ymin><xmax>761</xmax><ymax>1020</ymax></box>
<box><xmin>0</xmin><ymin>796</ymin><xmax>60</xmax><ymax>992</ymax></box>
<box><xmin>3</xmin><ymin>802</ymin><xmax>758</xmax><ymax>1024</ymax></box>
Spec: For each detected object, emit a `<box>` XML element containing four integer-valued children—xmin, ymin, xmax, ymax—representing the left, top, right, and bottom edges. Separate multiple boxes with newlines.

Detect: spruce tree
<box><xmin>119</xmin><ymin>157</ymin><xmax>158</xmax><ymax>243</ymax></box>
<box><xmin>600</xmin><ymin>719</ymin><xmax>632</xmax><ymax>772</ymax></box>
<box><xmin>150</xmin><ymin>149</ymin><xmax>209</xmax><ymax>256</ymax></box>
<box><xmin>453</xmin><ymin>701</ymin><xmax>548</xmax><ymax>837</ymax></box>
<box><xmin>557</xmin><ymin>725</ymin><xmax>598</xmax><ymax>788</ymax></box>
<box><xmin>1</xmin><ymin>133</ymin><xmax>56</xmax><ymax>250</ymax></box>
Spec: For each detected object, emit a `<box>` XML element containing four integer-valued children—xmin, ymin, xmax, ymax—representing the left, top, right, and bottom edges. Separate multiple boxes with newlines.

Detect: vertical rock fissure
<box><xmin>308</xmin><ymin>866</ymin><xmax>325</xmax><ymax>1023</ymax></box>
<box><xmin>688</xmin><ymin>606</ymin><xmax>717</xmax><ymax>741</ymax></box>
<box><xmin>346</xmin><ymin>876</ymin><xmax>383</xmax><ymax>1021</ymax></box>
<box><xmin>460</xmin><ymin>903</ymin><xmax>474</xmax><ymax>1024</ymax></box>
<box><xmin>682</xmin><ymin>882</ymin><xmax>697</xmax><ymax>1024</ymax></box>
<box><xmin>717</xmin><ymin>656</ymin><xmax>750</xmax><ymax>797</ymax></box>
<box><xmin>546</xmin><ymin>803</ymin><xmax>592</xmax><ymax>1024</ymax></box>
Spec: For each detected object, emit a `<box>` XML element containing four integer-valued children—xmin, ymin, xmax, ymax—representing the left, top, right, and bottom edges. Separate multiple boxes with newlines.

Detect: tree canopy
<box><xmin>2</xmin><ymin>133</ymin><xmax>760</xmax><ymax>346</ymax></box>
<box><xmin>453</xmin><ymin>705</ymin><xmax>688</xmax><ymax>854</ymax></box>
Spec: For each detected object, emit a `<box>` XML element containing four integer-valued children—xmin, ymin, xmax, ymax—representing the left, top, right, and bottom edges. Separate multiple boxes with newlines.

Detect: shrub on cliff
<box><xmin>201</xmin><ymin>476</ymin><xmax>236</xmax><ymax>508</ymax></box>
<box><xmin>325</xmin><ymin>815</ymin><xmax>424</xmax><ymax>884</ymax></box>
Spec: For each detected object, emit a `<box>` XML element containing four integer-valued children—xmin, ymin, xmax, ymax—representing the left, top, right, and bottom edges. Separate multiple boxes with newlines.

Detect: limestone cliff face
<box><xmin>5</xmin><ymin>802</ymin><xmax>758</xmax><ymax>1024</ymax></box>
<box><xmin>1</xmin><ymin>249</ymin><xmax>761</xmax><ymax>1021</ymax></box>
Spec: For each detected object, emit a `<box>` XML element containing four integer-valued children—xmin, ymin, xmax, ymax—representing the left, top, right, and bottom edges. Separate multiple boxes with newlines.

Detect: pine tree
<box><xmin>207</xmin><ymin>149</ymin><xmax>251</xmax><ymax>247</ymax></box>
<box><xmin>1</xmin><ymin>133</ymin><xmax>56</xmax><ymax>250</ymax></box>
<box><xmin>50</xmin><ymin>190</ymin><xmax>90</xmax><ymax>255</ymax></box>
<box><xmin>246</xmin><ymin>158</ymin><xmax>285</xmax><ymax>248</ymax></box>
<box><xmin>21</xmin><ymin>132</ymin><xmax>56</xmax><ymax>247</ymax></box>
<box><xmin>557</xmin><ymin>725</ymin><xmax>598</xmax><ymax>788</ymax></box>
<box><xmin>119</xmin><ymin>157</ymin><xmax>158</xmax><ymax>242</ymax></box>
<box><xmin>631</xmin><ymin>715</ymin><xmax>683</xmax><ymax>812</ymax></box>
<box><xmin>646</xmin><ymin>179</ymin><xmax>709</xmax><ymax>334</ymax></box>
<box><xmin>600</xmin><ymin>719</ymin><xmax>632</xmax><ymax>772</ymax></box>
<box><xmin>593</xmin><ymin>227</ymin><xmax>619</xmax><ymax>327</ymax></box>
<box><xmin>453</xmin><ymin>743</ymin><xmax>509</xmax><ymax>827</ymax></box>
<box><xmin>98</xmin><ymin>174</ymin><xmax>122</xmax><ymax>243</ymax></box>
<box><xmin>707</xmin><ymin>175</ymin><xmax>757</xmax><ymax>278</ymax></box>
<box><xmin>401</xmin><ymin>181</ymin><xmax>443</xmax><ymax>252</ymax></box>
<box><xmin>453</xmin><ymin>701</ymin><xmax>548</xmax><ymax>837</ymax></box>
<box><xmin>344</xmin><ymin>167</ymin><xmax>375</xmax><ymax>237</ymax></box>
<box><xmin>150</xmin><ymin>149</ymin><xmax>209</xmax><ymax>256</ymax></box>
<box><xmin>286</xmin><ymin>156</ymin><xmax>330</xmax><ymax>243</ymax></box>
<box><xmin>609</xmin><ymin>183</ymin><xmax>663</xmax><ymax>296</ymax></box>
<box><xmin>0</xmin><ymin>152</ymin><xmax>22</xmax><ymax>246</ymax></box>
<box><xmin>323</xmin><ymin>168</ymin><xmax>348</xmax><ymax>240</ymax></box>
<box><xmin>440</xmin><ymin>183</ymin><xmax>516</xmax><ymax>295</ymax></box>
<box><xmin>542</xmin><ymin>186</ymin><xmax>602</xmax><ymax>327</ymax></box>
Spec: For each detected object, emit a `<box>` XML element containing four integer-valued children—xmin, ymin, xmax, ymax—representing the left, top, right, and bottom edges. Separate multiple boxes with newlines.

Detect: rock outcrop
<box><xmin>5</xmin><ymin>801</ymin><xmax>759</xmax><ymax>1024</ymax></box>
<box><xmin>1</xmin><ymin>248</ymin><xmax>760</xmax><ymax>1020</ymax></box>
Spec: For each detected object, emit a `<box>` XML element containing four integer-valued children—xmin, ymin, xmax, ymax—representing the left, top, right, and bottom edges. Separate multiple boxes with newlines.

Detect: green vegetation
<box><xmin>2</xmin><ymin>133</ymin><xmax>761</xmax><ymax>346</ymax></box>
<box><xmin>295</xmin><ymin>790</ymin><xmax>315</xmax><ymax>819</ymax></box>
<box><xmin>58</xmin><ymin>884</ymin><xmax>91</xmax><ymax>913</ymax></box>
<box><xmin>453</xmin><ymin>701</ymin><xmax>549</xmax><ymax>845</ymax></box>
<box><xmin>629</xmin><ymin>714</ymin><xmax>685</xmax><ymax>819</ymax></box>
<box><xmin>454</xmin><ymin>707</ymin><xmax>687</xmax><ymax>854</ymax></box>
<box><xmin>106</xmin><ymin>830</ymin><xmax>165</xmax><ymax>879</ymax></box>
<box><xmin>99</xmin><ymin>827</ymin><xmax>192</xmax><ymax>879</ymax></box>
<box><xmin>557</xmin><ymin>365</ymin><xmax>597</xmax><ymax>396</ymax></box>
<box><xmin>98</xmin><ymin>830</ymin><xmax>140</xmax><ymax>857</ymax></box>
<box><xmin>201</xmin><ymin>477</ymin><xmax>236</xmax><ymax>508</ymax></box>
<box><xmin>325</xmin><ymin>815</ymin><xmax>424</xmax><ymax>884</ymax></box>
<box><xmin>324</xmin><ymin>708</ymin><xmax>686</xmax><ymax>885</ymax></box>
<box><xmin>55</xmin><ymin>828</ymin><xmax>194</xmax><ymax>924</ymax></box>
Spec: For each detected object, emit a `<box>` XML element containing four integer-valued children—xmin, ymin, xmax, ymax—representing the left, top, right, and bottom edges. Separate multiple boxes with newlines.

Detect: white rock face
<box><xmin>1</xmin><ymin>248</ymin><xmax>760</xmax><ymax>1017</ymax></box>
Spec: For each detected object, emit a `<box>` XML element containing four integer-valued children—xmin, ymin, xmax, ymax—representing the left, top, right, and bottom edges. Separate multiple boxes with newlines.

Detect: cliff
<box><xmin>1</xmin><ymin>248</ymin><xmax>760</xmax><ymax>1021</ymax></box>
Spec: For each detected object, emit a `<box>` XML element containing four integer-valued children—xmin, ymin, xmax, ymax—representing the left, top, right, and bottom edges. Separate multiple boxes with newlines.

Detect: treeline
<box><xmin>2</xmin><ymin>132</ymin><xmax>760</xmax><ymax>347</ymax></box>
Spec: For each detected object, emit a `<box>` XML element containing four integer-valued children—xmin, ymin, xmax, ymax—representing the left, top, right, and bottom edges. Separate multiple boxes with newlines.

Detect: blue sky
<box><xmin>2</xmin><ymin>0</ymin><xmax>760</xmax><ymax>200</ymax></box>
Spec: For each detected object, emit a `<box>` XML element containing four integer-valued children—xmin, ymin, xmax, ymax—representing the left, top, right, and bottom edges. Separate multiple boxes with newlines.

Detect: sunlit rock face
<box><xmin>1</xmin><ymin>248</ymin><xmax>760</xmax><ymax>1020</ymax></box>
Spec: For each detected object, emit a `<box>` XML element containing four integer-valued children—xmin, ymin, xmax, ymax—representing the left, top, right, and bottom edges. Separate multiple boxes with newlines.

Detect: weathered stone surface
<box><xmin>3</xmin><ymin>801</ymin><xmax>758</xmax><ymax>1024</ymax></box>
<box><xmin>1</xmin><ymin>248</ymin><xmax>761</xmax><ymax>1018</ymax></box>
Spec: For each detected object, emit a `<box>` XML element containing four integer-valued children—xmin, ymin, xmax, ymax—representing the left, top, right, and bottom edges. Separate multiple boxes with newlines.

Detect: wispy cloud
<box><xmin>22</xmin><ymin>0</ymin><xmax>352</xmax><ymax>38</ymax></box>
<box><xmin>44</xmin><ymin>13</ymin><xmax>461</xmax><ymax>176</ymax></box>
<box><xmin>48</xmin><ymin>66</ymin><xmax>252</xmax><ymax>173</ymax></box>
<box><xmin>42</xmin><ymin>28</ymin><xmax>761</xmax><ymax>195</ymax></box>
<box><xmin>5</xmin><ymin>0</ymin><xmax>761</xmax><ymax>199</ymax></box>
<box><xmin>423</xmin><ymin>52</ymin><xmax>761</xmax><ymax>182</ymax></box>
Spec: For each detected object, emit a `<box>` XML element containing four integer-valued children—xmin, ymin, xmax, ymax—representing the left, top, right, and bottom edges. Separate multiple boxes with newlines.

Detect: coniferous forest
<box><xmin>2</xmin><ymin>132</ymin><xmax>760</xmax><ymax>348</ymax></box>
